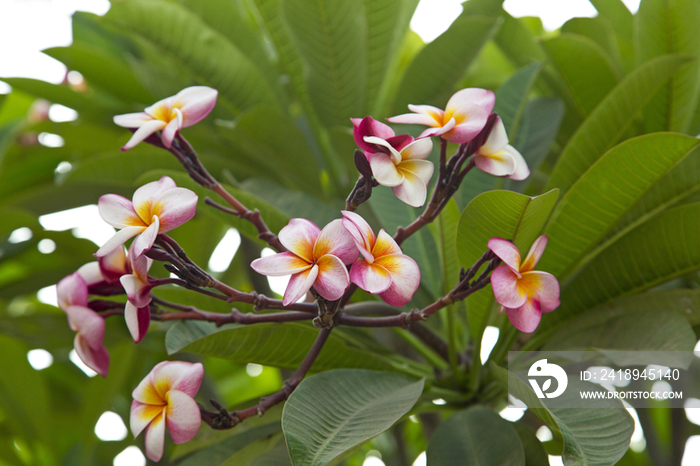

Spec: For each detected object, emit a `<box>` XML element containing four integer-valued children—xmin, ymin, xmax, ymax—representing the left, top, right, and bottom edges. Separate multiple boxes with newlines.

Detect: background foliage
<box><xmin>2</xmin><ymin>0</ymin><xmax>700</xmax><ymax>465</ymax></box>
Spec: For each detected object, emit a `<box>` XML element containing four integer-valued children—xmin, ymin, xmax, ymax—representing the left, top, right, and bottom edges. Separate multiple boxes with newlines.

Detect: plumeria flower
<box><xmin>488</xmin><ymin>236</ymin><xmax>560</xmax><ymax>333</ymax></box>
<box><xmin>474</xmin><ymin>117</ymin><xmax>529</xmax><ymax>180</ymax></box>
<box><xmin>131</xmin><ymin>361</ymin><xmax>203</xmax><ymax>462</ymax></box>
<box><xmin>251</xmin><ymin>218</ymin><xmax>358</xmax><ymax>306</ymax></box>
<box><xmin>76</xmin><ymin>247</ymin><xmax>132</xmax><ymax>296</ymax></box>
<box><xmin>351</xmin><ymin>116</ymin><xmax>395</xmax><ymax>156</ymax></box>
<box><xmin>387</xmin><ymin>88</ymin><xmax>495</xmax><ymax>144</ymax></box>
<box><xmin>96</xmin><ymin>176</ymin><xmax>198</xmax><ymax>259</ymax></box>
<box><xmin>120</xmin><ymin>247</ymin><xmax>154</xmax><ymax>343</ymax></box>
<box><xmin>114</xmin><ymin>86</ymin><xmax>218</xmax><ymax>151</ymax></box>
<box><xmin>56</xmin><ymin>273</ymin><xmax>110</xmax><ymax>377</ymax></box>
<box><xmin>341</xmin><ymin>211</ymin><xmax>420</xmax><ymax>306</ymax></box>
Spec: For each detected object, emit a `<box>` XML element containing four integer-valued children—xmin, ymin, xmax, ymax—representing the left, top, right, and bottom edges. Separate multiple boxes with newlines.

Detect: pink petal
<box><xmin>341</xmin><ymin>211</ymin><xmax>376</xmax><ymax>262</ymax></box>
<box><xmin>113</xmin><ymin>112</ymin><xmax>152</xmax><ymax>128</ymax></box>
<box><xmin>132</xmin><ymin>176</ymin><xmax>178</xmax><ymax>222</ymax></box>
<box><xmin>506</xmin><ymin>298</ymin><xmax>542</xmax><ymax>333</ymax></box>
<box><xmin>474</xmin><ymin>151</ymin><xmax>516</xmax><ymax>177</ymax></box>
<box><xmin>175</xmin><ymin>86</ymin><xmax>218</xmax><ymax>127</ymax></box>
<box><xmin>399</xmin><ymin>137</ymin><xmax>433</xmax><ymax>161</ymax></box>
<box><xmin>478</xmin><ymin>116</ymin><xmax>509</xmax><ymax>155</ymax></box>
<box><xmin>370</xmin><ymin>153</ymin><xmax>404</xmax><ymax>187</ymax></box>
<box><xmin>160</xmin><ymin>108</ymin><xmax>182</xmax><ymax>148</ymax></box>
<box><xmin>418</xmin><ymin>117</ymin><xmax>456</xmax><ymax>139</ymax></box>
<box><xmin>352</xmin><ymin>116</ymin><xmax>395</xmax><ymax>152</ymax></box>
<box><xmin>98</xmin><ymin>194</ymin><xmax>143</xmax><ymax>229</ymax></box>
<box><xmin>399</xmin><ymin>160</ymin><xmax>434</xmax><ymax>185</ymax></box>
<box><xmin>374</xmin><ymin>253</ymin><xmax>421</xmax><ymax>306</ymax></box>
<box><xmin>121</xmin><ymin>119</ymin><xmax>167</xmax><ymax>151</ymax></box>
<box><xmin>129</xmin><ymin>245</ymin><xmax>153</xmax><ymax>279</ymax></box>
<box><xmin>77</xmin><ymin>262</ymin><xmax>104</xmax><ymax>286</ymax></box>
<box><xmin>386</xmin><ymin>110</ymin><xmax>440</xmax><ymax>127</ymax></box>
<box><xmin>283</xmin><ymin>265</ymin><xmax>319</xmax><ymax>306</ymax></box>
<box><xmin>121</xmin><ymin>275</ymin><xmax>152</xmax><ymax>308</ymax></box>
<box><xmin>364</xmin><ymin>136</ymin><xmax>402</xmax><ymax>164</ymax></box>
<box><xmin>505</xmin><ymin>146</ymin><xmax>530</xmax><ymax>181</ymax></box>
<box><xmin>131</xmin><ymin>400</ymin><xmax>164</xmax><ymax>439</ymax></box>
<box><xmin>74</xmin><ymin>333</ymin><xmax>109</xmax><ymax>377</ymax></box>
<box><xmin>490</xmin><ymin>265</ymin><xmax>528</xmax><ymax>309</ymax></box>
<box><xmin>442</xmin><ymin>104</ymin><xmax>489</xmax><ymax>144</ymax></box>
<box><xmin>487</xmin><ymin>238</ymin><xmax>522</xmax><ymax>274</ymax></box>
<box><xmin>144</xmin><ymin>411</ymin><xmax>166</xmax><ymax>462</ymax></box>
<box><xmin>131</xmin><ymin>219</ymin><xmax>160</xmax><ymax>259</ymax></box>
<box><xmin>371</xmin><ymin>229</ymin><xmax>402</xmax><ymax>258</ymax></box>
<box><xmin>57</xmin><ymin>272</ymin><xmax>88</xmax><ymax>309</ymax></box>
<box><xmin>521</xmin><ymin>236</ymin><xmax>548</xmax><ymax>272</ymax></box>
<box><xmin>251</xmin><ymin>251</ymin><xmax>312</xmax><ymax>277</ymax></box>
<box><xmin>157</xmin><ymin>361</ymin><xmax>204</xmax><ymax>398</ymax></box>
<box><xmin>407</xmin><ymin>104</ymin><xmax>445</xmax><ymax>122</ymax></box>
<box><xmin>520</xmin><ymin>271</ymin><xmax>560</xmax><ymax>313</ymax></box>
<box><xmin>133</xmin><ymin>373</ymin><xmax>162</xmax><ymax>406</ymax></box>
<box><xmin>349</xmin><ymin>259</ymin><xmax>392</xmax><ymax>294</ymax></box>
<box><xmin>313</xmin><ymin>219</ymin><xmax>359</xmax><ymax>265</ymax></box>
<box><xmin>165</xmin><ymin>390</ymin><xmax>202</xmax><ymax>444</ymax></box>
<box><xmin>152</xmin><ymin>188</ymin><xmax>198</xmax><ymax>233</ymax></box>
<box><xmin>313</xmin><ymin>254</ymin><xmax>350</xmax><ymax>301</ymax></box>
<box><xmin>392</xmin><ymin>169</ymin><xmax>427</xmax><ymax>207</ymax></box>
<box><xmin>445</xmin><ymin>88</ymin><xmax>495</xmax><ymax>114</ymax></box>
<box><xmin>65</xmin><ymin>305</ymin><xmax>105</xmax><ymax>349</ymax></box>
<box><xmin>125</xmin><ymin>302</ymin><xmax>151</xmax><ymax>343</ymax></box>
<box><xmin>94</xmin><ymin>226</ymin><xmax>144</xmax><ymax>258</ymax></box>
<box><xmin>385</xmin><ymin>134</ymin><xmax>414</xmax><ymax>152</ymax></box>
<box><xmin>98</xmin><ymin>246</ymin><xmax>129</xmax><ymax>283</ymax></box>
<box><xmin>279</xmin><ymin>218</ymin><xmax>321</xmax><ymax>264</ymax></box>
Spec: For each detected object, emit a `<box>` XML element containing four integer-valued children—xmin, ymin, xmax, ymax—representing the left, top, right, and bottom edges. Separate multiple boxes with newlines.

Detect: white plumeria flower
<box><xmin>474</xmin><ymin>117</ymin><xmax>529</xmax><ymax>180</ymax></box>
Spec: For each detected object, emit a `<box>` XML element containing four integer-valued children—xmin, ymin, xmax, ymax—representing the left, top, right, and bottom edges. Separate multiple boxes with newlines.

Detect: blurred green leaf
<box><xmin>512</xmin><ymin>97</ymin><xmax>565</xmax><ymax>174</ymax></box>
<box><xmin>494</xmin><ymin>62</ymin><xmax>542</xmax><ymax>136</ymax></box>
<box><xmin>176</xmin><ymin>423</ymin><xmax>281</xmax><ymax>466</ymax></box>
<box><xmin>513</xmin><ymin>422</ymin><xmax>549</xmax><ymax>466</ymax></box>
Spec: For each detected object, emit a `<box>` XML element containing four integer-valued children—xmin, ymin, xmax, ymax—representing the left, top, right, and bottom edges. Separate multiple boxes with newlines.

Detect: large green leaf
<box><xmin>104</xmin><ymin>0</ymin><xmax>278</xmax><ymax>115</ymax></box>
<box><xmin>539</xmin><ymin>133</ymin><xmax>700</xmax><ymax>278</ymax></box>
<box><xmin>426</xmin><ymin>407</ymin><xmax>525</xmax><ymax>466</ymax></box>
<box><xmin>281</xmin><ymin>369</ymin><xmax>424</xmax><ymax>466</ymax></box>
<box><xmin>635</xmin><ymin>0</ymin><xmax>700</xmax><ymax>133</ymax></box>
<box><xmin>548</xmin><ymin>203</ymin><xmax>700</xmax><ymax>328</ymax></box>
<box><xmin>546</xmin><ymin>55</ymin><xmax>689</xmax><ymax>194</ymax></box>
<box><xmin>512</xmin><ymin>97</ymin><xmax>565</xmax><ymax>175</ymax></box>
<box><xmin>176</xmin><ymin>423</ymin><xmax>281</xmax><ymax>466</ymax></box>
<box><xmin>391</xmin><ymin>16</ymin><xmax>500</xmax><ymax>113</ymax></box>
<box><xmin>493</xmin><ymin>62</ymin><xmax>542</xmax><ymax>137</ymax></box>
<box><xmin>542</xmin><ymin>34</ymin><xmax>619</xmax><ymax>118</ymax></box>
<box><xmin>456</xmin><ymin>189</ymin><xmax>559</xmax><ymax>340</ymax></box>
<box><xmin>283</xmin><ymin>0</ymin><xmax>367</xmax><ymax>128</ymax></box>
<box><xmin>491</xmin><ymin>364</ymin><xmax>634</xmax><ymax>466</ymax></box>
<box><xmin>512</xmin><ymin>423</ymin><xmax>549</xmax><ymax>466</ymax></box>
<box><xmin>166</xmin><ymin>321</ymin><xmax>401</xmax><ymax>373</ymax></box>
<box><xmin>561</xmin><ymin>18</ymin><xmax>623</xmax><ymax>73</ymax></box>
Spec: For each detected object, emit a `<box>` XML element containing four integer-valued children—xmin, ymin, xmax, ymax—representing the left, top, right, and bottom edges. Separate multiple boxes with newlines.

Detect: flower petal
<box><xmin>152</xmin><ymin>361</ymin><xmax>204</xmax><ymax>399</ymax></box>
<box><xmin>175</xmin><ymin>86</ymin><xmax>218</xmax><ymax>127</ymax></box>
<box><xmin>125</xmin><ymin>302</ymin><xmax>151</xmax><ymax>343</ymax></box>
<box><xmin>443</xmin><ymin>104</ymin><xmax>489</xmax><ymax>144</ymax></box>
<box><xmin>387</xmin><ymin>105</ymin><xmax>441</xmax><ymax>126</ymax></box>
<box><xmin>506</xmin><ymin>298</ymin><xmax>542</xmax><ymax>333</ymax></box>
<box><xmin>474</xmin><ymin>151</ymin><xmax>516</xmax><ymax>177</ymax></box>
<box><xmin>313</xmin><ymin>254</ymin><xmax>350</xmax><ymax>301</ymax></box>
<box><xmin>279</xmin><ymin>218</ymin><xmax>320</xmax><ymax>264</ymax></box>
<box><xmin>251</xmin><ymin>251</ymin><xmax>312</xmax><ymax>277</ymax></box>
<box><xmin>152</xmin><ymin>188</ymin><xmax>198</xmax><ymax>233</ymax></box>
<box><xmin>98</xmin><ymin>194</ymin><xmax>143</xmax><ymax>229</ymax></box>
<box><xmin>341</xmin><ymin>211</ymin><xmax>376</xmax><ymax>262</ymax></box>
<box><xmin>386</xmin><ymin>134</ymin><xmax>414</xmax><ymax>152</ymax></box>
<box><xmin>121</xmin><ymin>119</ymin><xmax>167</xmax><ymax>151</ymax></box>
<box><xmin>399</xmin><ymin>159</ymin><xmax>434</xmax><ymax>185</ymax></box>
<box><xmin>313</xmin><ymin>219</ymin><xmax>359</xmax><ymax>265</ymax></box>
<box><xmin>74</xmin><ymin>333</ymin><xmax>109</xmax><ymax>377</ymax></box>
<box><xmin>519</xmin><ymin>271</ymin><xmax>560</xmax><ymax>313</ymax></box>
<box><xmin>487</xmin><ymin>238</ymin><xmax>521</xmax><ymax>275</ymax></box>
<box><xmin>94</xmin><ymin>226</ymin><xmax>145</xmax><ymax>257</ymax></box>
<box><xmin>130</xmin><ymin>401</ymin><xmax>164</xmax><ymax>439</ymax></box>
<box><xmin>132</xmin><ymin>176</ymin><xmax>178</xmax><ymax>223</ymax></box>
<box><xmin>352</xmin><ymin>116</ymin><xmax>394</xmax><ymax>152</ymax></box>
<box><xmin>160</xmin><ymin>108</ymin><xmax>182</xmax><ymax>148</ymax></box>
<box><xmin>392</xmin><ymin>169</ymin><xmax>427</xmax><ymax>208</ymax></box>
<box><xmin>520</xmin><ymin>235</ymin><xmax>548</xmax><ymax>272</ymax></box>
<box><xmin>144</xmin><ymin>411</ymin><xmax>166</xmax><ymax>462</ymax></box>
<box><xmin>490</xmin><ymin>265</ymin><xmax>528</xmax><ymax>309</ymax></box>
<box><xmin>65</xmin><ymin>305</ymin><xmax>105</xmax><ymax>349</ymax></box>
<box><xmin>349</xmin><ymin>259</ymin><xmax>392</xmax><ymax>294</ymax></box>
<box><xmin>399</xmin><ymin>137</ymin><xmax>433</xmax><ymax>161</ymax></box>
<box><xmin>374</xmin><ymin>253</ymin><xmax>421</xmax><ymax>306</ymax></box>
<box><xmin>133</xmin><ymin>373</ymin><xmax>163</xmax><ymax>406</ymax></box>
<box><xmin>445</xmin><ymin>88</ymin><xmax>495</xmax><ymax>115</ymax></box>
<box><xmin>165</xmin><ymin>390</ymin><xmax>202</xmax><ymax>444</ymax></box>
<box><xmin>77</xmin><ymin>262</ymin><xmax>104</xmax><ymax>286</ymax></box>
<box><xmin>121</xmin><ymin>274</ymin><xmax>152</xmax><ymax>308</ymax></box>
<box><xmin>371</xmin><ymin>229</ymin><xmax>402</xmax><ymax>258</ymax></box>
<box><xmin>418</xmin><ymin>117</ymin><xmax>455</xmax><ymax>139</ymax></box>
<box><xmin>478</xmin><ymin>116</ymin><xmax>509</xmax><ymax>155</ymax></box>
<box><xmin>131</xmin><ymin>218</ymin><xmax>160</xmax><ymax>259</ymax></box>
<box><xmin>283</xmin><ymin>265</ymin><xmax>319</xmax><ymax>306</ymax></box>
<box><xmin>57</xmin><ymin>272</ymin><xmax>88</xmax><ymax>309</ymax></box>
<box><xmin>370</xmin><ymin>153</ymin><xmax>404</xmax><ymax>187</ymax></box>
<box><xmin>114</xmin><ymin>112</ymin><xmax>152</xmax><ymax>128</ymax></box>
<box><xmin>504</xmin><ymin>145</ymin><xmax>530</xmax><ymax>181</ymax></box>
<box><xmin>364</xmin><ymin>136</ymin><xmax>402</xmax><ymax>164</ymax></box>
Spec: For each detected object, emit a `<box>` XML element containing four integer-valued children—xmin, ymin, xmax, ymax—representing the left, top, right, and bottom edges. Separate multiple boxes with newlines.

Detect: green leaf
<box><xmin>561</xmin><ymin>18</ymin><xmax>623</xmax><ymax>73</ymax></box>
<box><xmin>283</xmin><ymin>0</ymin><xmax>367</xmax><ymax>128</ymax></box>
<box><xmin>104</xmin><ymin>0</ymin><xmax>278</xmax><ymax>115</ymax></box>
<box><xmin>176</xmin><ymin>423</ymin><xmax>281</xmax><ymax>466</ymax></box>
<box><xmin>539</xmin><ymin>133</ymin><xmax>700</xmax><ymax>279</ymax></box>
<box><xmin>490</xmin><ymin>364</ymin><xmax>634</xmax><ymax>466</ymax></box>
<box><xmin>548</xmin><ymin>203</ymin><xmax>700</xmax><ymax>328</ymax></box>
<box><xmin>391</xmin><ymin>17</ymin><xmax>500</xmax><ymax>114</ymax></box>
<box><xmin>426</xmin><ymin>407</ymin><xmax>525</xmax><ymax>466</ymax></box>
<box><xmin>546</xmin><ymin>55</ymin><xmax>690</xmax><ymax>195</ymax></box>
<box><xmin>542</xmin><ymin>34</ymin><xmax>620</xmax><ymax>118</ymax></box>
<box><xmin>512</xmin><ymin>423</ymin><xmax>549</xmax><ymax>466</ymax></box>
<box><xmin>456</xmin><ymin>189</ymin><xmax>559</xmax><ymax>340</ymax></box>
<box><xmin>166</xmin><ymin>321</ymin><xmax>400</xmax><ymax>373</ymax></box>
<box><xmin>512</xmin><ymin>97</ymin><xmax>565</xmax><ymax>174</ymax></box>
<box><xmin>493</xmin><ymin>62</ymin><xmax>542</xmax><ymax>136</ymax></box>
<box><xmin>635</xmin><ymin>0</ymin><xmax>700</xmax><ymax>133</ymax></box>
<box><xmin>281</xmin><ymin>369</ymin><xmax>424</xmax><ymax>466</ymax></box>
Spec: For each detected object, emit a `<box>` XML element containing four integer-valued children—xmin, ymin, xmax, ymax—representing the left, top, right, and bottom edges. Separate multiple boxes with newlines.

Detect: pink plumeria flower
<box><xmin>75</xmin><ymin>247</ymin><xmax>131</xmax><ymax>296</ymax></box>
<box><xmin>120</xmin><ymin>247</ymin><xmax>154</xmax><ymax>343</ymax></box>
<box><xmin>363</xmin><ymin>135</ymin><xmax>434</xmax><ymax>208</ymax></box>
<box><xmin>56</xmin><ymin>273</ymin><xmax>110</xmax><ymax>377</ymax></box>
<box><xmin>131</xmin><ymin>361</ymin><xmax>203</xmax><ymax>462</ymax></box>
<box><xmin>96</xmin><ymin>176</ymin><xmax>198</xmax><ymax>259</ymax></box>
<box><xmin>351</xmin><ymin>116</ymin><xmax>395</xmax><ymax>156</ymax></box>
<box><xmin>474</xmin><ymin>117</ymin><xmax>529</xmax><ymax>180</ymax></box>
<box><xmin>387</xmin><ymin>88</ymin><xmax>495</xmax><ymax>144</ymax></box>
<box><xmin>341</xmin><ymin>211</ymin><xmax>420</xmax><ymax>306</ymax></box>
<box><xmin>114</xmin><ymin>86</ymin><xmax>217</xmax><ymax>151</ymax></box>
<box><xmin>488</xmin><ymin>236</ymin><xmax>560</xmax><ymax>333</ymax></box>
<box><xmin>251</xmin><ymin>218</ymin><xmax>358</xmax><ymax>306</ymax></box>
